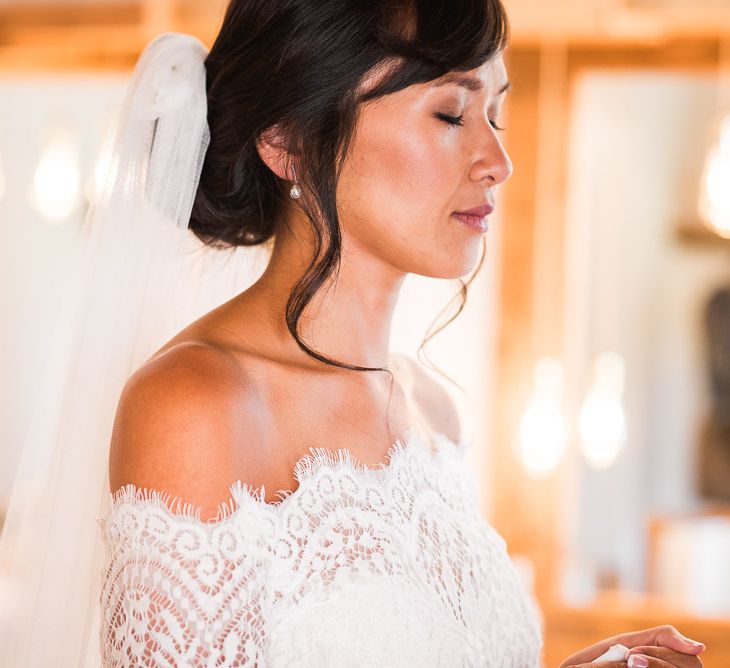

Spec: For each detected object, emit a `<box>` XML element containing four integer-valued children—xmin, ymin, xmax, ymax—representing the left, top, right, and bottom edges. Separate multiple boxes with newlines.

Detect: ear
<box><xmin>255</xmin><ymin>124</ymin><xmax>298</xmax><ymax>182</ymax></box>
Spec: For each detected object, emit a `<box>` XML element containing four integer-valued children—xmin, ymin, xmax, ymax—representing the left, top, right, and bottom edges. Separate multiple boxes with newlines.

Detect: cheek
<box><xmin>336</xmin><ymin>112</ymin><xmax>480</xmax><ymax>278</ymax></box>
<box><xmin>375</xmin><ymin>130</ymin><xmax>451</xmax><ymax>208</ymax></box>
<box><xmin>338</xmin><ymin>116</ymin><xmax>457</xmax><ymax>237</ymax></box>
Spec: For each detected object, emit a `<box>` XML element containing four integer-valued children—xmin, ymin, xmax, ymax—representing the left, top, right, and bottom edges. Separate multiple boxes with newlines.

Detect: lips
<box><xmin>454</xmin><ymin>203</ymin><xmax>494</xmax><ymax>217</ymax></box>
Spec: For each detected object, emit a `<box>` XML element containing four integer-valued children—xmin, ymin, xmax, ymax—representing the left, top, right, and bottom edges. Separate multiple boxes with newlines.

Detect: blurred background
<box><xmin>1</xmin><ymin>0</ymin><xmax>729</xmax><ymax>665</ymax></box>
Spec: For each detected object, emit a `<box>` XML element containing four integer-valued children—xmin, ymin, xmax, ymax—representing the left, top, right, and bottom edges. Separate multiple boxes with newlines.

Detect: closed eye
<box><xmin>436</xmin><ymin>112</ymin><xmax>506</xmax><ymax>132</ymax></box>
<box><xmin>436</xmin><ymin>112</ymin><xmax>464</xmax><ymax>127</ymax></box>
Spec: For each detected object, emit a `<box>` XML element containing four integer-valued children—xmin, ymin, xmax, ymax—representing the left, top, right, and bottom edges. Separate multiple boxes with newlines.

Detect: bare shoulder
<box><xmin>392</xmin><ymin>352</ymin><xmax>462</xmax><ymax>444</ymax></box>
<box><xmin>109</xmin><ymin>341</ymin><xmax>270</xmax><ymax>521</ymax></box>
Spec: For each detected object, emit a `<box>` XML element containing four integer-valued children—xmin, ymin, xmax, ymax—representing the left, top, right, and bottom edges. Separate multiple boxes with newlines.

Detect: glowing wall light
<box><xmin>698</xmin><ymin>114</ymin><xmax>730</xmax><ymax>239</ymax></box>
<box><xmin>29</xmin><ymin>127</ymin><xmax>81</xmax><ymax>222</ymax></box>
<box><xmin>518</xmin><ymin>357</ymin><xmax>568</xmax><ymax>478</ymax></box>
<box><xmin>578</xmin><ymin>351</ymin><xmax>627</xmax><ymax>470</ymax></box>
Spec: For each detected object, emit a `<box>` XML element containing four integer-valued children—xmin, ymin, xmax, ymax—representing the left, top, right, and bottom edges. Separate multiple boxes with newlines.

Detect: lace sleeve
<box><xmin>99</xmin><ymin>484</ymin><xmax>273</xmax><ymax>668</ymax></box>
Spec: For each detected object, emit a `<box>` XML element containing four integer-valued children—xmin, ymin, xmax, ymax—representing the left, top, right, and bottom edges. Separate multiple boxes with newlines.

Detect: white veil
<box><xmin>0</xmin><ymin>32</ymin><xmax>270</xmax><ymax>666</ymax></box>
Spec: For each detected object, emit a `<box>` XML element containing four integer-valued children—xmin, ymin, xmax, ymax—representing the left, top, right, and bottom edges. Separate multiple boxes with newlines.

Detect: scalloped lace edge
<box><xmin>105</xmin><ymin>426</ymin><xmax>468</xmax><ymax>526</ymax></box>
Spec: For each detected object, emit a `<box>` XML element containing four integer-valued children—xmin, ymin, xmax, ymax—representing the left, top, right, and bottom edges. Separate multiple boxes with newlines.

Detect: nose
<box><xmin>470</xmin><ymin>133</ymin><xmax>513</xmax><ymax>186</ymax></box>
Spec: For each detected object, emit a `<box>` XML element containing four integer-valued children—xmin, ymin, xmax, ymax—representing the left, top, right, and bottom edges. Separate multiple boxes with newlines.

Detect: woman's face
<box><xmin>336</xmin><ymin>54</ymin><xmax>512</xmax><ymax>279</ymax></box>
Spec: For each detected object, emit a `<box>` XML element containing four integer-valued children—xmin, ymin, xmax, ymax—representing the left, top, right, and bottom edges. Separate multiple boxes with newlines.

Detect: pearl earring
<box><xmin>289</xmin><ymin>165</ymin><xmax>301</xmax><ymax>200</ymax></box>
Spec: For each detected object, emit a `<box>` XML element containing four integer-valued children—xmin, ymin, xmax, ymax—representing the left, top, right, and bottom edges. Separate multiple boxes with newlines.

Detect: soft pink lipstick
<box><xmin>452</xmin><ymin>203</ymin><xmax>494</xmax><ymax>233</ymax></box>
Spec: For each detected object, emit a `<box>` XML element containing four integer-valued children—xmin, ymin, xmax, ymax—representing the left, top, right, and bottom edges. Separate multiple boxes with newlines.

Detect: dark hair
<box><xmin>189</xmin><ymin>0</ymin><xmax>509</xmax><ymax>380</ymax></box>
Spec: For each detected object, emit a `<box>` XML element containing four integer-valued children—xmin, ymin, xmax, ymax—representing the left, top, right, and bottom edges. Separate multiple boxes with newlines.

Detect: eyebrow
<box><xmin>432</xmin><ymin>73</ymin><xmax>512</xmax><ymax>95</ymax></box>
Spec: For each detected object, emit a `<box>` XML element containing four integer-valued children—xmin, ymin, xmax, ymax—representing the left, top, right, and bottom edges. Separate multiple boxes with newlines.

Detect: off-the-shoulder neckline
<box><xmin>106</xmin><ymin>427</ymin><xmax>469</xmax><ymax>526</ymax></box>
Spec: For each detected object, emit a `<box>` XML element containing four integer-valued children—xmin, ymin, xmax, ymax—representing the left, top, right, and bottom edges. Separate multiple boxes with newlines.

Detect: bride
<box><xmin>0</xmin><ymin>0</ymin><xmax>707</xmax><ymax>666</ymax></box>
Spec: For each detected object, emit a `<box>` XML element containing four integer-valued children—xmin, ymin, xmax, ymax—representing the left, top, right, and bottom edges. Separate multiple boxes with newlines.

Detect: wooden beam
<box><xmin>0</xmin><ymin>2</ymin><xmax>141</xmax><ymax>29</ymax></box>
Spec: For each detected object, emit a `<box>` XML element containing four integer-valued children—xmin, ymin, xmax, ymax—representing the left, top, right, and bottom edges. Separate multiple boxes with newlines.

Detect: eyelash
<box><xmin>436</xmin><ymin>112</ymin><xmax>506</xmax><ymax>132</ymax></box>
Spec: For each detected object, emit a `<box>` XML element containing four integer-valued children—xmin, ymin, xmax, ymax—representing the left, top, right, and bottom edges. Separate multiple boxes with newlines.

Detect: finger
<box><xmin>627</xmin><ymin>646</ymin><xmax>703</xmax><ymax>668</ymax></box>
<box><xmin>654</xmin><ymin>627</ymin><xmax>705</xmax><ymax>655</ymax></box>
<box><xmin>622</xmin><ymin>625</ymin><xmax>706</xmax><ymax>655</ymax></box>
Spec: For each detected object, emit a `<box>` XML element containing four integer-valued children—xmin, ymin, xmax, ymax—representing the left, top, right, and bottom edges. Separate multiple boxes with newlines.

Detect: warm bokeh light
<box><xmin>29</xmin><ymin>127</ymin><xmax>81</xmax><ymax>222</ymax></box>
<box><xmin>518</xmin><ymin>357</ymin><xmax>568</xmax><ymax>478</ymax></box>
<box><xmin>699</xmin><ymin>114</ymin><xmax>730</xmax><ymax>239</ymax></box>
<box><xmin>578</xmin><ymin>351</ymin><xmax>627</xmax><ymax>470</ymax></box>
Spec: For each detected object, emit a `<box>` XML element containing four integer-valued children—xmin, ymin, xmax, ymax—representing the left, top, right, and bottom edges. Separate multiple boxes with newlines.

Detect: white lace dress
<box><xmin>99</xmin><ymin>428</ymin><xmax>544</xmax><ymax>667</ymax></box>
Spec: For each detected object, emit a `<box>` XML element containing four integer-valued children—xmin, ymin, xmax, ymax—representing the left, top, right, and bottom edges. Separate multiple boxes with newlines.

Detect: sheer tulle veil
<box><xmin>0</xmin><ymin>32</ymin><xmax>270</xmax><ymax>666</ymax></box>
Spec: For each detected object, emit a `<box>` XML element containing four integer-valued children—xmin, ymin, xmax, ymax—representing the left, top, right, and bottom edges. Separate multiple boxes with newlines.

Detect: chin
<box><xmin>409</xmin><ymin>244</ymin><xmax>484</xmax><ymax>280</ymax></box>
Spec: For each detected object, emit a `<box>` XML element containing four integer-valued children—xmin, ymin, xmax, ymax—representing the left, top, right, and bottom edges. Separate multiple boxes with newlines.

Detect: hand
<box><xmin>560</xmin><ymin>625</ymin><xmax>706</xmax><ymax>667</ymax></box>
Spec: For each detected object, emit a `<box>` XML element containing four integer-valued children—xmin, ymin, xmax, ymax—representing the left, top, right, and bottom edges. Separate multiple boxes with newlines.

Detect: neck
<box><xmin>233</xmin><ymin>207</ymin><xmax>406</xmax><ymax>371</ymax></box>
